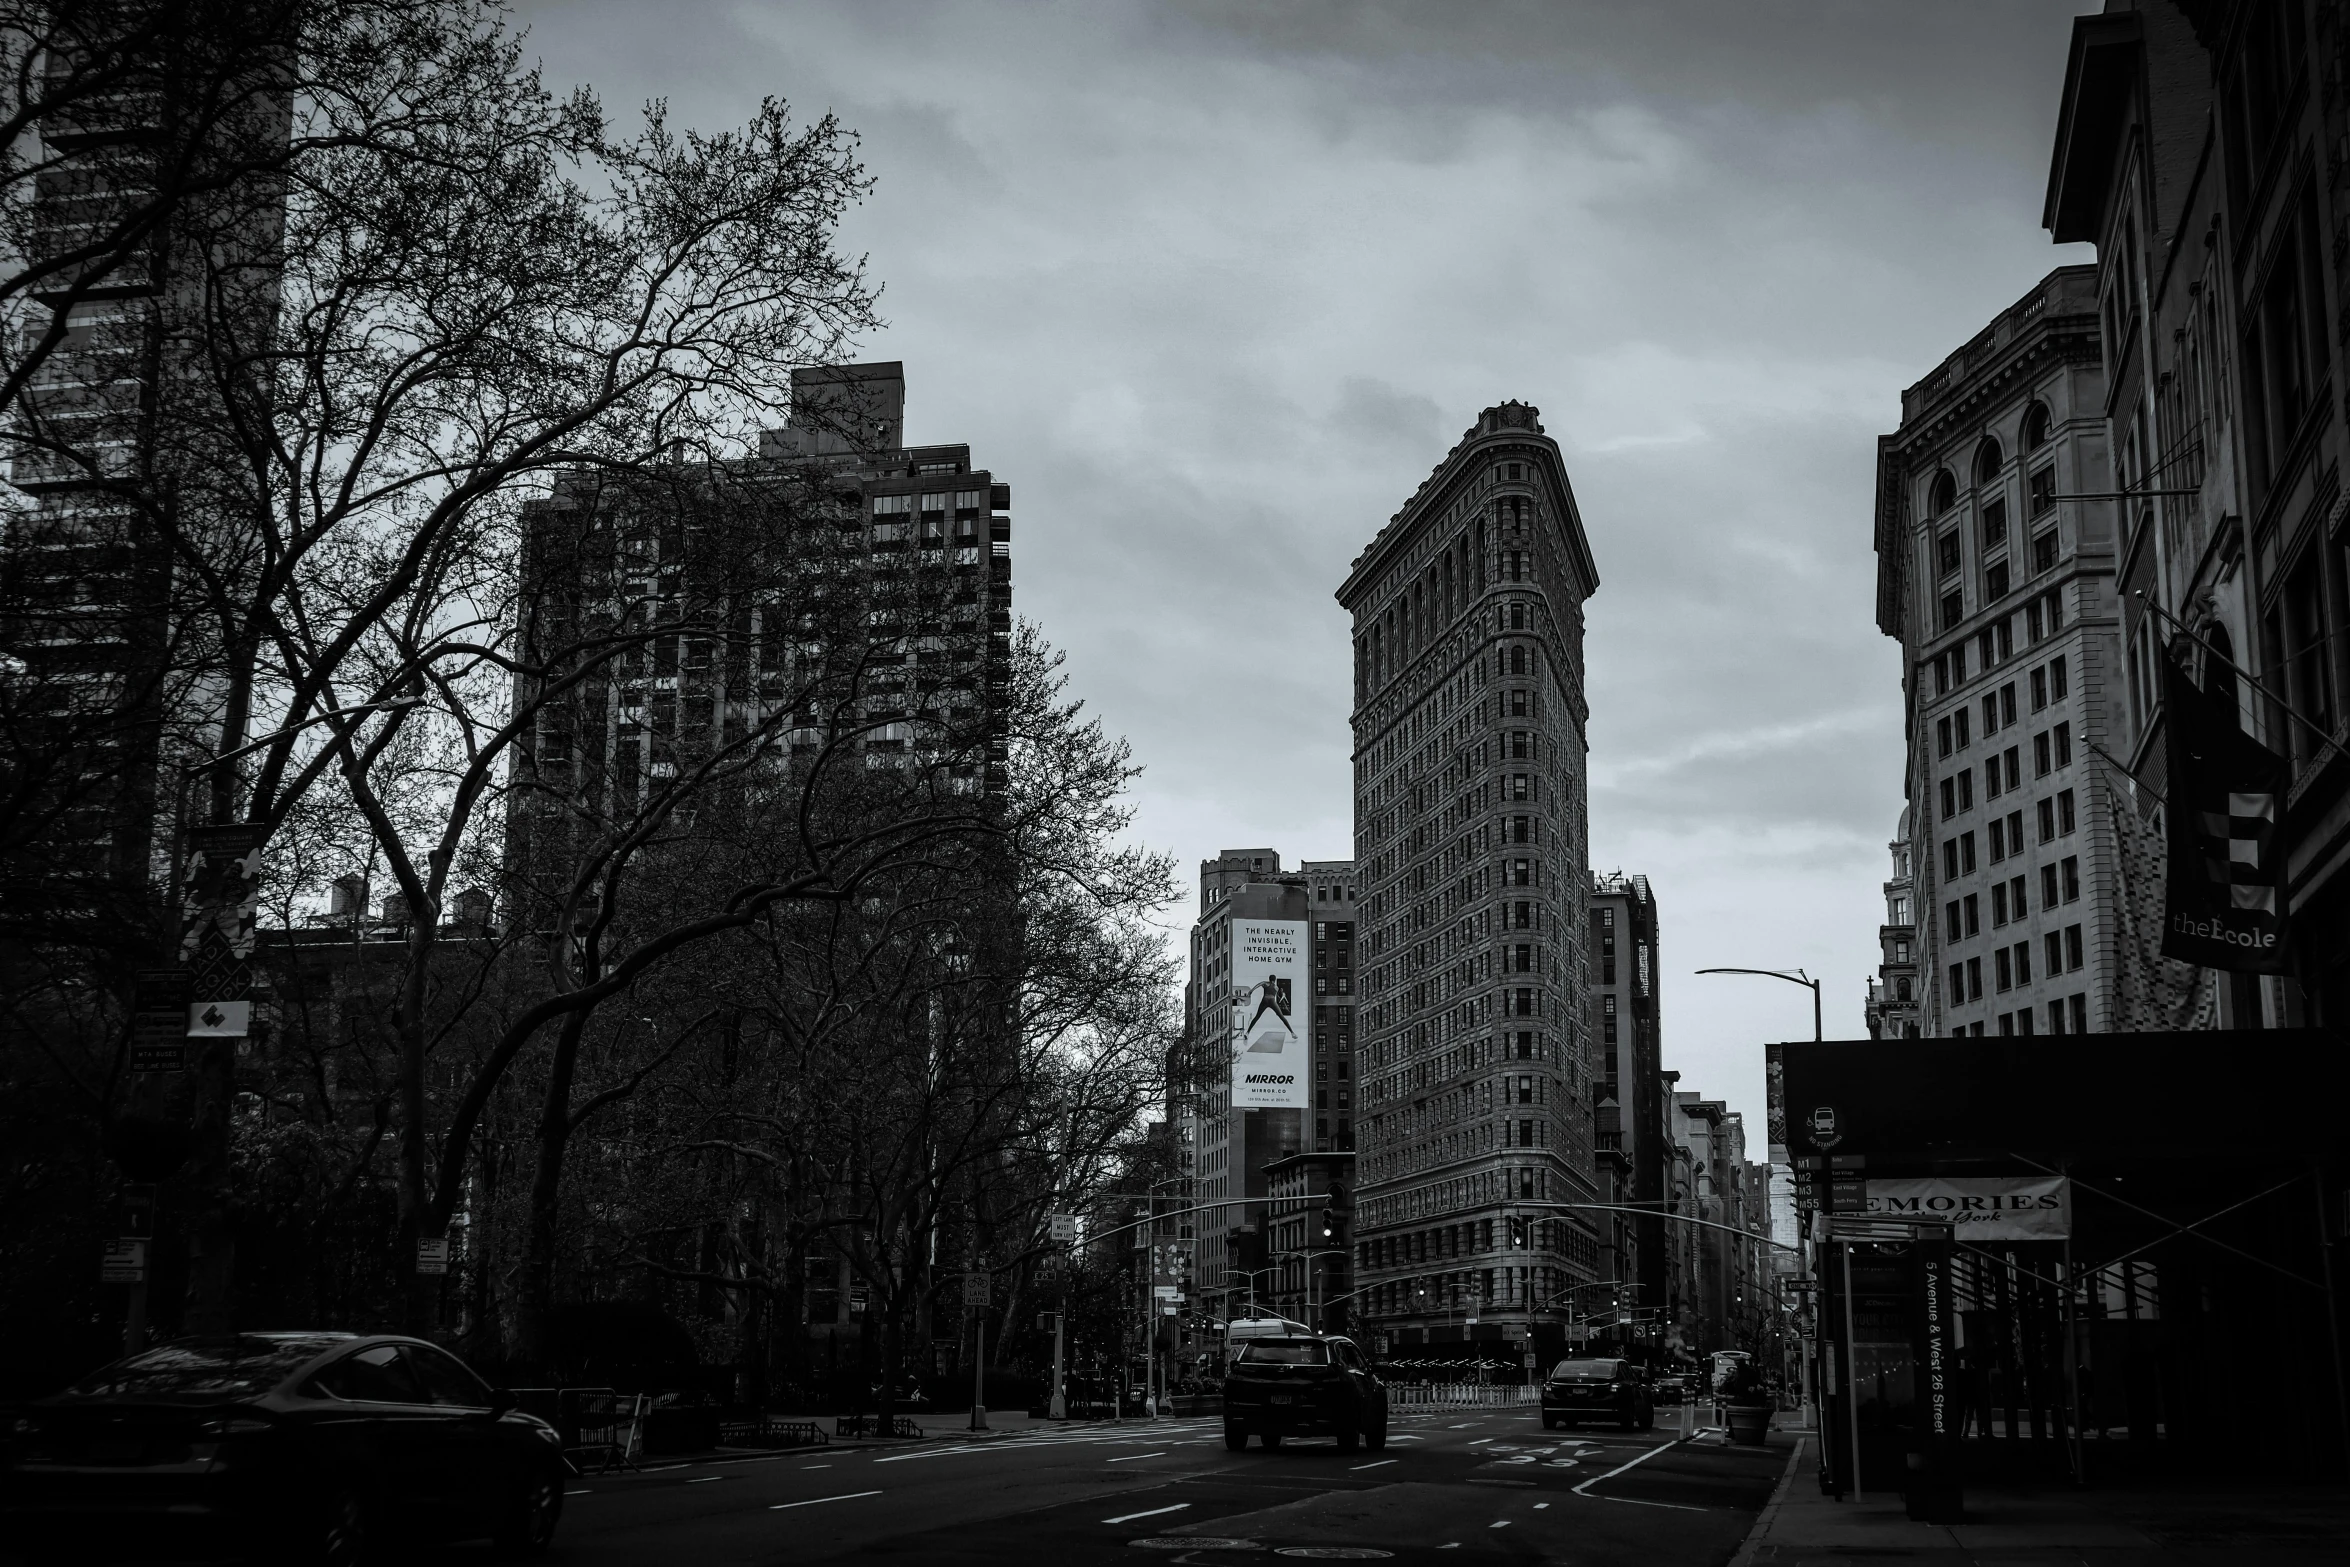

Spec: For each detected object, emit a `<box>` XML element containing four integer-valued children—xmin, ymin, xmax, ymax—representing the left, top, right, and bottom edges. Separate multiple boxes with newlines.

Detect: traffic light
<box><xmin>1507</xmin><ymin>1215</ymin><xmax>1528</xmax><ymax>1248</ymax></box>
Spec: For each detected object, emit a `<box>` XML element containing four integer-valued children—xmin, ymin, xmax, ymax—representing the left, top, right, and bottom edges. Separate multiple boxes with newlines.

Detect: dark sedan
<box><xmin>1223</xmin><ymin>1335</ymin><xmax>1388</xmax><ymax>1452</ymax></box>
<box><xmin>1</xmin><ymin>1332</ymin><xmax>566</xmax><ymax>1564</ymax></box>
<box><xmin>1540</xmin><ymin>1356</ymin><xmax>1654</xmax><ymax>1431</ymax></box>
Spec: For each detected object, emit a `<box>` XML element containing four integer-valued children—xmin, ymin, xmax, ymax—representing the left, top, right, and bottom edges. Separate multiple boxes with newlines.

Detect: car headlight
<box><xmin>197</xmin><ymin>1416</ymin><xmax>275</xmax><ymax>1438</ymax></box>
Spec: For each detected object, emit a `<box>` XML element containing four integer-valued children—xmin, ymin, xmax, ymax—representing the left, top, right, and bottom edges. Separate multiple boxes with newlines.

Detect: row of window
<box><xmin>1928</xmin><ymin>593</ymin><xmax>2068</xmax><ymax>694</ymax></box>
<box><xmin>1936</xmin><ymin>727</ymin><xmax>2072</xmax><ymax>814</ymax></box>
<box><xmin>1938</xmin><ymin>797</ymin><xmax>2076</xmax><ymax>879</ymax></box>
<box><xmin>1952</xmin><ymin>994</ymin><xmax>2089</xmax><ymax>1037</ymax></box>
<box><xmin>1942</xmin><ymin>857</ymin><xmax>2083</xmax><ymax>939</ymax></box>
<box><xmin>1935</xmin><ymin>657</ymin><xmax>2070</xmax><ymax>756</ymax></box>
<box><xmin>1947</xmin><ymin>930</ymin><xmax>2086</xmax><ymax>1001</ymax></box>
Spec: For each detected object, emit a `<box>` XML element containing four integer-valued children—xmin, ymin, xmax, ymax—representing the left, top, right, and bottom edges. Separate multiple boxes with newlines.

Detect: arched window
<box><xmin>1510</xmin><ymin>646</ymin><xmax>1527</xmax><ymax>676</ymax></box>
<box><xmin>1974</xmin><ymin>437</ymin><xmax>2003</xmax><ymax>486</ymax></box>
<box><xmin>2023</xmin><ymin>401</ymin><xmax>2052</xmax><ymax>451</ymax></box>
<box><xmin>1929</xmin><ymin>470</ymin><xmax>1957</xmax><ymax>515</ymax></box>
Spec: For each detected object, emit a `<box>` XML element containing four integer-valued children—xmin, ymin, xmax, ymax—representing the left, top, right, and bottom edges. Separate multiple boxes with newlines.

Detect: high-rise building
<box><xmin>508</xmin><ymin>362</ymin><xmax>1012</xmax><ymax>901</ymax></box>
<box><xmin>1863</xmin><ymin>816</ymin><xmax>1921</xmax><ymax>1038</ymax></box>
<box><xmin>1588</xmin><ymin>871</ymin><xmax>1664</xmax><ymax>1347</ymax></box>
<box><xmin>1875</xmin><ymin>268</ymin><xmax>2120</xmax><ymax>1038</ymax></box>
<box><xmin>1337</xmin><ymin>400</ymin><xmax>1600</xmax><ymax>1366</ymax></box>
<box><xmin>1178</xmin><ymin>850</ymin><xmax>1356</xmax><ymax>1331</ymax></box>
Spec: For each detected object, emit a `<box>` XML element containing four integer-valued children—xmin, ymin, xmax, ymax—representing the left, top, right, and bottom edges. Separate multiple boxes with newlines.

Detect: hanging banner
<box><xmin>2160</xmin><ymin>650</ymin><xmax>2290</xmax><ymax>972</ymax></box>
<box><xmin>1863</xmin><ymin>1175</ymin><xmax>2071</xmax><ymax>1240</ymax></box>
<box><xmin>1229</xmin><ymin>918</ymin><xmax>1309</xmax><ymax>1109</ymax></box>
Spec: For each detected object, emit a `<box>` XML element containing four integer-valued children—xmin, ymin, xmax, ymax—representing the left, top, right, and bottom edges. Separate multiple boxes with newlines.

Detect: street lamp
<box><xmin>1693</xmin><ymin>966</ymin><xmax>1822</xmax><ymax>1041</ymax></box>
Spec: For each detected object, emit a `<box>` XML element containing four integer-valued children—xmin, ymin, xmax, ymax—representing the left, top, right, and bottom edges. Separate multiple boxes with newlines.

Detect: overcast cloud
<box><xmin>517</xmin><ymin>0</ymin><xmax>2094</xmax><ymax>1133</ymax></box>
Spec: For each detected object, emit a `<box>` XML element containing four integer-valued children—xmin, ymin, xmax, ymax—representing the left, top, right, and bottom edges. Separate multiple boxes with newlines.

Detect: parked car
<box><xmin>1</xmin><ymin>1332</ymin><xmax>566</xmax><ymax>1564</ymax></box>
<box><xmin>1541</xmin><ymin>1356</ymin><xmax>1654</xmax><ymax>1431</ymax></box>
<box><xmin>1223</xmin><ymin>1333</ymin><xmax>1388</xmax><ymax>1452</ymax></box>
<box><xmin>1648</xmin><ymin>1372</ymin><xmax>1695</xmax><ymax>1405</ymax></box>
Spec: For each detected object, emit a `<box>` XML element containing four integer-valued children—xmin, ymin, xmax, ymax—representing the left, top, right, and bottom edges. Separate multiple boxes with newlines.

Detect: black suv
<box><xmin>1223</xmin><ymin>1334</ymin><xmax>1388</xmax><ymax>1452</ymax></box>
<box><xmin>2</xmin><ymin>1332</ymin><xmax>567</xmax><ymax>1564</ymax></box>
<box><xmin>1540</xmin><ymin>1356</ymin><xmax>1654</xmax><ymax>1431</ymax></box>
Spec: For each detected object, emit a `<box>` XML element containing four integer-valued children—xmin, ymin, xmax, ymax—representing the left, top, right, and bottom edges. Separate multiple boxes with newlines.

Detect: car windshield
<box><xmin>1550</xmin><ymin>1359</ymin><xmax>1623</xmax><ymax>1381</ymax></box>
<box><xmin>71</xmin><ymin>1337</ymin><xmax>344</xmax><ymax>1400</ymax></box>
<box><xmin>1239</xmin><ymin>1340</ymin><xmax>1329</xmax><ymax>1365</ymax></box>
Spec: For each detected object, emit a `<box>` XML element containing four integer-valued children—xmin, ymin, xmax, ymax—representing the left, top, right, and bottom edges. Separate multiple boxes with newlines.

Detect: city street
<box><xmin>535</xmin><ymin>1410</ymin><xmax>1791</xmax><ymax>1566</ymax></box>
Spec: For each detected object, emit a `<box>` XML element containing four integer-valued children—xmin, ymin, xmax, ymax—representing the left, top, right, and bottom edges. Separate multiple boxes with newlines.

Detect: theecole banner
<box><xmin>1229</xmin><ymin>918</ymin><xmax>1309</xmax><ymax>1110</ymax></box>
<box><xmin>1862</xmin><ymin>1175</ymin><xmax>2071</xmax><ymax>1240</ymax></box>
<box><xmin>2159</xmin><ymin>649</ymin><xmax>2291</xmax><ymax>973</ymax></box>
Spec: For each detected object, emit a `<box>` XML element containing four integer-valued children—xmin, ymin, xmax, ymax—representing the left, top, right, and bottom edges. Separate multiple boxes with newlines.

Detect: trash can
<box><xmin>1725</xmin><ymin>1403</ymin><xmax>1771</xmax><ymax>1445</ymax></box>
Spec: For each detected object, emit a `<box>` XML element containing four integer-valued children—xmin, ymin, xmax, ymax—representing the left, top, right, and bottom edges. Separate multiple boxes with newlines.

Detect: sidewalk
<box><xmin>1734</xmin><ymin>1433</ymin><xmax>2350</xmax><ymax>1567</ymax></box>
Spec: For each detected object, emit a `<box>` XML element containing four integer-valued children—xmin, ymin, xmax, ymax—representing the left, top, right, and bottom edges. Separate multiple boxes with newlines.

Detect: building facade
<box><xmin>1587</xmin><ymin>871</ymin><xmax>1667</xmax><ymax>1349</ymax></box>
<box><xmin>1337</xmin><ymin>400</ymin><xmax>1602</xmax><ymax>1365</ymax></box>
<box><xmin>1876</xmin><ymin>267</ymin><xmax>2124</xmax><ymax>1038</ymax></box>
<box><xmin>1178</xmin><ymin>850</ymin><xmax>1357</xmax><ymax>1330</ymax></box>
<box><xmin>2045</xmin><ymin>1</ymin><xmax>2350</xmax><ymax>1030</ymax></box>
<box><xmin>1863</xmin><ymin>815</ymin><xmax>1922</xmax><ymax>1038</ymax></box>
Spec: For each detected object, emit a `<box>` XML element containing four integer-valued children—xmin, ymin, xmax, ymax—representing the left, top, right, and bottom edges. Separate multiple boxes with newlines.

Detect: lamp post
<box><xmin>1692</xmin><ymin>966</ymin><xmax>1822</xmax><ymax>1042</ymax></box>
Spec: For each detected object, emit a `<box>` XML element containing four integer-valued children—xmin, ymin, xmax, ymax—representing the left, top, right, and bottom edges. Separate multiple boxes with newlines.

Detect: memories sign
<box><xmin>1229</xmin><ymin>918</ymin><xmax>1309</xmax><ymax>1110</ymax></box>
<box><xmin>1863</xmin><ymin>1175</ymin><xmax>2071</xmax><ymax>1240</ymax></box>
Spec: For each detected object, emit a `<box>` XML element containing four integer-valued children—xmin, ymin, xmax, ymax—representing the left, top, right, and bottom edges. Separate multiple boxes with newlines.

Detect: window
<box><xmin>1992</xmin><ymin>882</ymin><xmax>2008</xmax><ymax>925</ymax></box>
<box><xmin>1974</xmin><ymin>436</ymin><xmax>2003</xmax><ymax>486</ymax></box>
<box><xmin>1937</xmin><ymin>530</ymin><xmax>1962</xmax><ymax>576</ymax></box>
<box><xmin>1995</xmin><ymin>948</ymin><xmax>2012</xmax><ymax>991</ymax></box>
<box><xmin>1938</xmin><ymin>716</ymin><xmax>1953</xmax><ymax>758</ymax></box>
<box><xmin>314</xmin><ymin>1345</ymin><xmax>423</xmax><ymax>1405</ymax></box>
<box><xmin>1957</xmin><ymin>769</ymin><xmax>1973</xmax><ymax>811</ymax></box>
<box><xmin>2065</xmin><ymin>924</ymin><xmax>2083</xmax><ymax>970</ymax></box>
<box><xmin>2032</xmin><ymin>531</ymin><xmax>2059</xmax><ymax>574</ymax></box>
<box><xmin>1963</xmin><ymin>893</ymin><xmax>1980</xmax><ymax>936</ymax></box>
<box><xmin>1939</xmin><ymin>777</ymin><xmax>1957</xmax><ymax>820</ymax></box>
<box><xmin>2048</xmin><ymin>998</ymin><xmax>2067</xmax><ymax>1034</ymax></box>
<box><xmin>1966</xmin><ymin>958</ymin><xmax>1983</xmax><ymax>1000</ymax></box>
<box><xmin>1931</xmin><ymin>470</ymin><xmax>1958</xmax><ymax>514</ymax></box>
<box><xmin>2024</xmin><ymin>403</ymin><xmax>2052</xmax><ymax>452</ymax></box>
<box><xmin>2014</xmin><ymin>940</ymin><xmax>2032</xmax><ymax>986</ymax></box>
<box><xmin>1948</xmin><ymin>963</ymin><xmax>1965</xmax><ymax>1003</ymax></box>
<box><xmin>1982</xmin><ymin>497</ymin><xmax>2008</xmax><ymax>550</ymax></box>
<box><xmin>2045</xmin><ymin>930</ymin><xmax>2063</xmax><ymax>976</ymax></box>
<box><xmin>2010</xmin><ymin>872</ymin><xmax>2027</xmax><ymax>914</ymax></box>
<box><xmin>1986</xmin><ymin>760</ymin><xmax>2003</xmax><ymax>803</ymax></box>
<box><xmin>1940</xmin><ymin>590</ymin><xmax>1964</xmax><ymax>632</ymax></box>
<box><xmin>2057</xmin><ymin>789</ymin><xmax>2075</xmax><ymax>835</ymax></box>
<box><xmin>1509</xmin><ymin>689</ymin><xmax>1529</xmax><ymax>717</ymax></box>
<box><xmin>2037</xmin><ymin>798</ymin><xmax>2056</xmax><ymax>843</ymax></box>
<box><xmin>2034</xmin><ymin>732</ymin><xmax>2051</xmax><ymax>776</ymax></box>
<box><xmin>2041</xmin><ymin>864</ymin><xmax>2059</xmax><ymax>907</ymax></box>
<box><xmin>2051</xmin><ymin>655</ymin><xmax>2068</xmax><ymax>699</ymax></box>
<box><xmin>1943</xmin><ymin>839</ymin><xmax>1959</xmax><ymax>880</ymax></box>
<box><xmin>2062</xmin><ymin>856</ymin><xmax>2080</xmax><ymax>902</ymax></box>
<box><xmin>1982</xmin><ymin>693</ymin><xmax>1998</xmax><ymax>736</ymax></box>
<box><xmin>2044</xmin><ymin>591</ymin><xmax>2064</xmax><ymax>632</ymax></box>
<box><xmin>1945</xmin><ymin>900</ymin><xmax>1961</xmax><ymax>941</ymax></box>
<box><xmin>1986</xmin><ymin>560</ymin><xmax>2010</xmax><ymax>599</ymax></box>
<box><xmin>1961</xmin><ymin>832</ymin><xmax>1977</xmax><ymax>874</ymax></box>
<box><xmin>2017</xmin><ymin>1008</ymin><xmax>2034</xmax><ymax>1036</ymax></box>
<box><xmin>1510</xmin><ymin>731</ymin><xmax>1530</xmax><ymax>759</ymax></box>
<box><xmin>2069</xmin><ymin>993</ymin><xmax>2087</xmax><ymax>1033</ymax></box>
<box><xmin>2029</xmin><ymin>466</ymin><xmax>2056</xmax><ymax>515</ymax></box>
<box><xmin>2000</xmin><ymin>684</ymin><xmax>2017</xmax><ymax>727</ymax></box>
<box><xmin>2054</xmin><ymin>722</ymin><xmax>2071</xmax><ymax>766</ymax></box>
<box><xmin>1955</xmin><ymin>709</ymin><xmax>1971</xmax><ymax>748</ymax></box>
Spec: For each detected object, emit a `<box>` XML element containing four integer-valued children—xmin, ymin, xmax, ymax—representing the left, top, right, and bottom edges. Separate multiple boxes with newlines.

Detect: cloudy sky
<box><xmin>519</xmin><ymin>0</ymin><xmax>2093</xmax><ymax>1132</ymax></box>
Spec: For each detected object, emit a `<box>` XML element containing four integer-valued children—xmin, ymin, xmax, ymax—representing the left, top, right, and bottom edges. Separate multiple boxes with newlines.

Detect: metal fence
<box><xmin>1382</xmin><ymin>1382</ymin><xmax>1539</xmax><ymax>1407</ymax></box>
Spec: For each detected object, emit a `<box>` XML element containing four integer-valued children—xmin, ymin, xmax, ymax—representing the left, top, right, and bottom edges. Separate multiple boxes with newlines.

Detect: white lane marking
<box><xmin>1437</xmin><ymin>1544</ymin><xmax>1459</xmax><ymax>1551</ymax></box>
<box><xmin>1533</xmin><ymin>1502</ymin><xmax>1549</xmax><ymax>1509</ymax></box>
<box><xmin>1350</xmin><ymin>1459</ymin><xmax>1397</xmax><ymax>1470</ymax></box>
<box><xmin>686</xmin><ymin>1475</ymin><xmax>725</xmax><ymax>1483</ymax></box>
<box><xmin>1490</xmin><ymin>1520</ymin><xmax>1511</xmax><ymax>1528</ymax></box>
<box><xmin>875</xmin><ymin>1447</ymin><xmax>994</xmax><ymax>1463</ymax></box>
<box><xmin>1570</xmin><ymin>1437</ymin><xmax>1705</xmax><ymax>1512</ymax></box>
<box><xmin>565</xmin><ymin>1489</ymin><xmax>592</xmax><ymax>1496</ymax></box>
<box><xmin>1106</xmin><ymin>1452</ymin><xmax>1166</xmax><ymax>1462</ymax></box>
<box><xmin>1467</xmin><ymin>1438</ymin><xmax>1492</xmax><ymax>1446</ymax></box>
<box><xmin>770</xmin><ymin>1490</ymin><xmax>882</xmax><ymax>1511</ymax></box>
<box><xmin>798</xmin><ymin>1464</ymin><xmax>830</xmax><ymax>1470</ymax></box>
<box><xmin>1103</xmin><ymin>1502</ymin><xmax>1190</xmax><ymax>1525</ymax></box>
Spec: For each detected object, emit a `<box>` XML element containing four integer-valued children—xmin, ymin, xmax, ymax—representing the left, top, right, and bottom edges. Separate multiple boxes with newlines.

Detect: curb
<box><xmin>1725</xmin><ymin>1435</ymin><xmax>1806</xmax><ymax>1567</ymax></box>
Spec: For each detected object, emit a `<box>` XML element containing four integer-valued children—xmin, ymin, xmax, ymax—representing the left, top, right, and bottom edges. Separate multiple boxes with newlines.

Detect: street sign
<box><xmin>187</xmin><ymin>999</ymin><xmax>251</xmax><ymax>1038</ymax></box>
<box><xmin>131</xmin><ymin>1015</ymin><xmax>186</xmax><ymax>1073</ymax></box>
<box><xmin>1049</xmin><ymin>1213</ymin><xmax>1077</xmax><ymax>1244</ymax></box>
<box><xmin>135</xmin><ymin>970</ymin><xmax>192</xmax><ymax>1013</ymax></box>
<box><xmin>962</xmin><ymin>1272</ymin><xmax>990</xmax><ymax>1306</ymax></box>
<box><xmin>415</xmin><ymin>1237</ymin><xmax>450</xmax><ymax>1276</ymax></box>
<box><xmin>100</xmin><ymin>1238</ymin><xmax>147</xmax><ymax>1284</ymax></box>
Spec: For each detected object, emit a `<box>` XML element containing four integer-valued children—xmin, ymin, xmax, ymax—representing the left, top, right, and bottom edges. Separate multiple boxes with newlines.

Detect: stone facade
<box><xmin>1336</xmin><ymin>401</ymin><xmax>1601</xmax><ymax>1363</ymax></box>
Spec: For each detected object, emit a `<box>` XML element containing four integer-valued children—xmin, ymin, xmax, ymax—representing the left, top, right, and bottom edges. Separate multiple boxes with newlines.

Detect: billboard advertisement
<box><xmin>1863</xmin><ymin>1176</ymin><xmax>2071</xmax><ymax>1241</ymax></box>
<box><xmin>1229</xmin><ymin>918</ymin><xmax>1309</xmax><ymax>1109</ymax></box>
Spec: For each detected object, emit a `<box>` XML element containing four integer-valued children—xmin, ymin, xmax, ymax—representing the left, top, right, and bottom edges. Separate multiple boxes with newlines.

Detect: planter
<box><xmin>1724</xmin><ymin>1403</ymin><xmax>1771</xmax><ymax>1446</ymax></box>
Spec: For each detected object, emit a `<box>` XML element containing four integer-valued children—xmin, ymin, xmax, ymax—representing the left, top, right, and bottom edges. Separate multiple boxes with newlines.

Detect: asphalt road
<box><xmin>528</xmin><ymin>1407</ymin><xmax>1794</xmax><ymax>1565</ymax></box>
